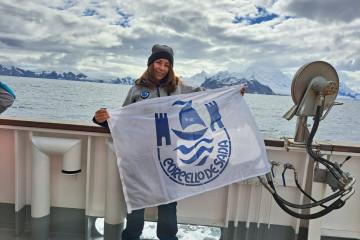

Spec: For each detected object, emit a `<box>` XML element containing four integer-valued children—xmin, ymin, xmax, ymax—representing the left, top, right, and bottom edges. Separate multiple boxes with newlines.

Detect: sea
<box><xmin>2</xmin><ymin>76</ymin><xmax>359</xmax><ymax>143</ymax></box>
<box><xmin>1</xmin><ymin>76</ymin><xmax>360</xmax><ymax>239</ymax></box>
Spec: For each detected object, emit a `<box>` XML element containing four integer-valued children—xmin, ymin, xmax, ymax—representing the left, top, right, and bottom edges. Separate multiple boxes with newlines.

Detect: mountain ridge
<box><xmin>1</xmin><ymin>64</ymin><xmax>359</xmax><ymax>99</ymax></box>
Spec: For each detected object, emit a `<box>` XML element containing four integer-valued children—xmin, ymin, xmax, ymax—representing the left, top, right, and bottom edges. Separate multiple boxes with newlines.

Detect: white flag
<box><xmin>108</xmin><ymin>85</ymin><xmax>270</xmax><ymax>213</ymax></box>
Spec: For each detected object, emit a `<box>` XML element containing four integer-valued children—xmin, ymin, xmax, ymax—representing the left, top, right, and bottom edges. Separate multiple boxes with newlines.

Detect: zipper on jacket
<box><xmin>156</xmin><ymin>87</ymin><xmax>160</xmax><ymax>97</ymax></box>
<box><xmin>156</xmin><ymin>86</ymin><xmax>171</xmax><ymax>97</ymax></box>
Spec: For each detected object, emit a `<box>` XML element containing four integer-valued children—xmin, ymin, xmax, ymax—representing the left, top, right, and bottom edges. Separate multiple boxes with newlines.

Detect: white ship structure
<box><xmin>0</xmin><ymin>61</ymin><xmax>359</xmax><ymax>240</ymax></box>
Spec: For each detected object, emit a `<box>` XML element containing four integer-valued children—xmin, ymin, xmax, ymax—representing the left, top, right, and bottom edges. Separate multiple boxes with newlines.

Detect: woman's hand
<box><xmin>241</xmin><ymin>84</ymin><xmax>247</xmax><ymax>96</ymax></box>
<box><xmin>95</xmin><ymin>108</ymin><xmax>110</xmax><ymax>123</ymax></box>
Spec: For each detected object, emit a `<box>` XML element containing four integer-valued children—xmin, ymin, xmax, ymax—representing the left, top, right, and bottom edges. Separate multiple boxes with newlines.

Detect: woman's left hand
<box><xmin>241</xmin><ymin>84</ymin><xmax>247</xmax><ymax>96</ymax></box>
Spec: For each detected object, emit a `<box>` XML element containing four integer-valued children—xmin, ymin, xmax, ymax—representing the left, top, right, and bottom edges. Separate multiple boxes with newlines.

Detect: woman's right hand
<box><xmin>95</xmin><ymin>108</ymin><xmax>110</xmax><ymax>123</ymax></box>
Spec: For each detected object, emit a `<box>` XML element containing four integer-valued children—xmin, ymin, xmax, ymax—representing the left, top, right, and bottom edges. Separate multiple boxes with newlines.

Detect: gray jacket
<box><xmin>122</xmin><ymin>79</ymin><xmax>205</xmax><ymax>107</ymax></box>
<box><xmin>93</xmin><ymin>80</ymin><xmax>205</xmax><ymax>128</ymax></box>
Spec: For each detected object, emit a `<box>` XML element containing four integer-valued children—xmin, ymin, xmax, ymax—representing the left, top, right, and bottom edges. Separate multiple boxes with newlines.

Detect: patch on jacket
<box><xmin>140</xmin><ymin>91</ymin><xmax>150</xmax><ymax>99</ymax></box>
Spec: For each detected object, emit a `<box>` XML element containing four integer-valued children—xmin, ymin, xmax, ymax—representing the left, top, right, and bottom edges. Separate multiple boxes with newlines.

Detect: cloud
<box><xmin>274</xmin><ymin>0</ymin><xmax>360</xmax><ymax>23</ymax></box>
<box><xmin>0</xmin><ymin>0</ymin><xmax>359</xmax><ymax>92</ymax></box>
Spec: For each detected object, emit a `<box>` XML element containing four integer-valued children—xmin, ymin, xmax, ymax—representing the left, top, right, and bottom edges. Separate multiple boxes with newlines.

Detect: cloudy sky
<box><xmin>1</xmin><ymin>0</ymin><xmax>360</xmax><ymax>91</ymax></box>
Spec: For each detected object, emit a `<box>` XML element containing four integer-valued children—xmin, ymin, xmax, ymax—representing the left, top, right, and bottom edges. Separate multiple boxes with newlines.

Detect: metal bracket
<box><xmin>313</xmin><ymin>168</ymin><xmax>327</xmax><ymax>183</ymax></box>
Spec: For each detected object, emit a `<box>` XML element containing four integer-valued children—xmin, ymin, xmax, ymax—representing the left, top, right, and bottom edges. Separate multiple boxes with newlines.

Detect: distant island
<box><xmin>0</xmin><ymin>64</ymin><xmax>87</xmax><ymax>81</ymax></box>
<box><xmin>0</xmin><ymin>64</ymin><xmax>135</xmax><ymax>85</ymax></box>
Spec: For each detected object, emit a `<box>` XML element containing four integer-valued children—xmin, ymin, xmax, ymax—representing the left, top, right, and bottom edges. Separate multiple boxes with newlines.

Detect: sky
<box><xmin>0</xmin><ymin>0</ymin><xmax>360</xmax><ymax>92</ymax></box>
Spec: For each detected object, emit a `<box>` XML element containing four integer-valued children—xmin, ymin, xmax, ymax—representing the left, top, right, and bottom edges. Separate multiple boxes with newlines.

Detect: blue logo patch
<box><xmin>140</xmin><ymin>91</ymin><xmax>150</xmax><ymax>99</ymax></box>
<box><xmin>155</xmin><ymin>100</ymin><xmax>231</xmax><ymax>186</ymax></box>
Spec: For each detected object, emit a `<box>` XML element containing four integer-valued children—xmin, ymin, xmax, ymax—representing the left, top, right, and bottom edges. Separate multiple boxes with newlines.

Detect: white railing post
<box><xmin>104</xmin><ymin>141</ymin><xmax>126</xmax><ymax>239</ymax></box>
<box><xmin>31</xmin><ymin>136</ymin><xmax>82</xmax><ymax>240</ymax></box>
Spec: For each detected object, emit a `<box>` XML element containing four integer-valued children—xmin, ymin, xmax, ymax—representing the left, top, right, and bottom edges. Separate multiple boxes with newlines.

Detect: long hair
<box><xmin>135</xmin><ymin>63</ymin><xmax>182</xmax><ymax>93</ymax></box>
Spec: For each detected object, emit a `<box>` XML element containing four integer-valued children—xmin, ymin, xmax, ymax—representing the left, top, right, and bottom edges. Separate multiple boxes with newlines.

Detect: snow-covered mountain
<box><xmin>0</xmin><ymin>64</ymin><xmax>87</xmax><ymax>81</ymax></box>
<box><xmin>182</xmin><ymin>71</ymin><xmax>209</xmax><ymax>86</ymax></box>
<box><xmin>199</xmin><ymin>71</ymin><xmax>275</xmax><ymax>95</ymax></box>
<box><xmin>183</xmin><ymin>67</ymin><xmax>291</xmax><ymax>95</ymax></box>
<box><xmin>240</xmin><ymin>66</ymin><xmax>291</xmax><ymax>95</ymax></box>
<box><xmin>337</xmin><ymin>82</ymin><xmax>360</xmax><ymax>100</ymax></box>
<box><xmin>112</xmin><ymin>76</ymin><xmax>135</xmax><ymax>85</ymax></box>
<box><xmin>0</xmin><ymin>64</ymin><xmax>134</xmax><ymax>84</ymax></box>
<box><xmin>183</xmin><ymin>67</ymin><xmax>360</xmax><ymax>100</ymax></box>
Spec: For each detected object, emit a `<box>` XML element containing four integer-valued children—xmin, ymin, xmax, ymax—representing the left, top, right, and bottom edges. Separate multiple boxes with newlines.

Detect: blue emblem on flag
<box><xmin>155</xmin><ymin>99</ymin><xmax>231</xmax><ymax>186</ymax></box>
<box><xmin>140</xmin><ymin>91</ymin><xmax>150</xmax><ymax>99</ymax></box>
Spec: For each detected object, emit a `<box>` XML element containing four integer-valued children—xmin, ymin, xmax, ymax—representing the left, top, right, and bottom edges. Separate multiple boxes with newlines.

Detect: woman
<box><xmin>93</xmin><ymin>44</ymin><xmax>245</xmax><ymax>240</ymax></box>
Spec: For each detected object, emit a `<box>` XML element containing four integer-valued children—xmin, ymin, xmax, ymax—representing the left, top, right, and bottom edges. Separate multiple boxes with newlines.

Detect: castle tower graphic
<box><xmin>155</xmin><ymin>113</ymin><xmax>171</xmax><ymax>146</ymax></box>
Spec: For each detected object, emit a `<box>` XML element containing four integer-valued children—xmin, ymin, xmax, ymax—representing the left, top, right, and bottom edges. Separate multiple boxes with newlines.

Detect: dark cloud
<box><xmin>0</xmin><ymin>37</ymin><xmax>24</xmax><ymax>48</ymax></box>
<box><xmin>285</xmin><ymin>0</ymin><xmax>360</xmax><ymax>23</ymax></box>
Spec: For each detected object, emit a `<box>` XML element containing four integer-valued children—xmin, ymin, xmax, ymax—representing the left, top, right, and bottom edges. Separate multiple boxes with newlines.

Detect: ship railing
<box><xmin>0</xmin><ymin>116</ymin><xmax>359</xmax><ymax>240</ymax></box>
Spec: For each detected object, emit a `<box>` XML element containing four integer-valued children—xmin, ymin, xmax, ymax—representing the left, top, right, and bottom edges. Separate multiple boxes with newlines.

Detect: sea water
<box><xmin>2</xmin><ymin>76</ymin><xmax>359</xmax><ymax>143</ymax></box>
<box><xmin>1</xmin><ymin>76</ymin><xmax>360</xmax><ymax>239</ymax></box>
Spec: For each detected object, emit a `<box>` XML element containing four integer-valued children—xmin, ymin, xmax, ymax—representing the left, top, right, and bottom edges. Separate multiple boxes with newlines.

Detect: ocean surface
<box><xmin>1</xmin><ymin>76</ymin><xmax>360</xmax><ymax>239</ymax></box>
<box><xmin>2</xmin><ymin>75</ymin><xmax>359</xmax><ymax>143</ymax></box>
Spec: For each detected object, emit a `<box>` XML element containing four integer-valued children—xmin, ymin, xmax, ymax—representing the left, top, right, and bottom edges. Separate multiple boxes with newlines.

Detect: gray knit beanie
<box><xmin>147</xmin><ymin>44</ymin><xmax>174</xmax><ymax>67</ymax></box>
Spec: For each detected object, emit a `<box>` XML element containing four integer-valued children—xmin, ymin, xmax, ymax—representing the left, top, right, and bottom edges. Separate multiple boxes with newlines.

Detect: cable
<box><xmin>306</xmin><ymin>105</ymin><xmax>345</xmax><ymax>181</ymax></box>
<box><xmin>268</xmin><ymin>179</ymin><xmax>346</xmax><ymax>209</ymax></box>
<box><xmin>277</xmin><ymin>185</ymin><xmax>346</xmax><ymax>209</ymax></box>
<box><xmin>294</xmin><ymin>179</ymin><xmax>344</xmax><ymax>209</ymax></box>
<box><xmin>294</xmin><ymin>179</ymin><xmax>328</xmax><ymax>209</ymax></box>
<box><xmin>265</xmin><ymin>180</ymin><xmax>346</xmax><ymax>219</ymax></box>
<box><xmin>272</xmin><ymin>192</ymin><xmax>345</xmax><ymax>220</ymax></box>
<box><xmin>281</xmin><ymin>163</ymin><xmax>340</xmax><ymax>209</ymax></box>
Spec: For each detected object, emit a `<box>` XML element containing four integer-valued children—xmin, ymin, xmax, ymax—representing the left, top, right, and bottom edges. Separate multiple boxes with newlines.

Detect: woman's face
<box><xmin>153</xmin><ymin>58</ymin><xmax>170</xmax><ymax>81</ymax></box>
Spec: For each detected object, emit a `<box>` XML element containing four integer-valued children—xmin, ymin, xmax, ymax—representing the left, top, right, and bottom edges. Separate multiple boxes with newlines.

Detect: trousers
<box><xmin>121</xmin><ymin>202</ymin><xmax>178</xmax><ymax>240</ymax></box>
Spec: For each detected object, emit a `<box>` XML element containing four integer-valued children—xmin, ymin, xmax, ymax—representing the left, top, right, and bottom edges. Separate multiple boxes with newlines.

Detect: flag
<box><xmin>108</xmin><ymin>85</ymin><xmax>270</xmax><ymax>213</ymax></box>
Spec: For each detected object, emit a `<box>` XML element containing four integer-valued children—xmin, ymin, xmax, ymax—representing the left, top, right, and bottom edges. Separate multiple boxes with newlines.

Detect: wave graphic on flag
<box><xmin>170</xmin><ymin>99</ymin><xmax>214</xmax><ymax>166</ymax></box>
<box><xmin>108</xmin><ymin>85</ymin><xmax>270</xmax><ymax>213</ymax></box>
<box><xmin>174</xmin><ymin>138</ymin><xmax>214</xmax><ymax>166</ymax></box>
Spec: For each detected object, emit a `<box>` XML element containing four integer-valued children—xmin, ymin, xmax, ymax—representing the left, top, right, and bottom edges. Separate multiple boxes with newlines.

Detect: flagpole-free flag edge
<box><xmin>107</xmin><ymin>85</ymin><xmax>271</xmax><ymax>213</ymax></box>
